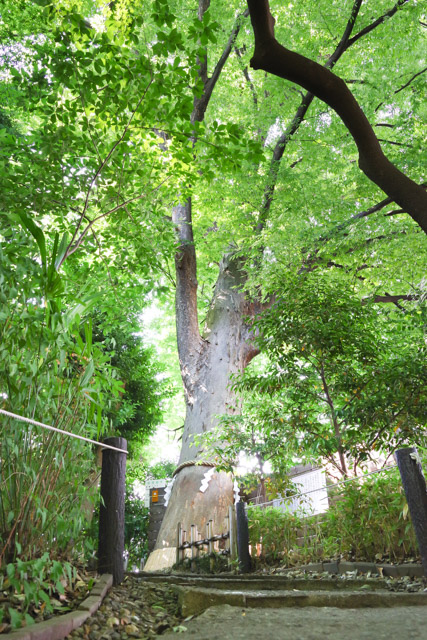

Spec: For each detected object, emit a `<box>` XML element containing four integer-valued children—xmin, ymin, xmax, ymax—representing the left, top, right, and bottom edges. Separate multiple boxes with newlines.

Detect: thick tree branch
<box><xmin>247</xmin><ymin>0</ymin><xmax>427</xmax><ymax>233</ymax></box>
<box><xmin>256</xmin><ymin>0</ymin><xmax>364</xmax><ymax>232</ymax></box>
<box><xmin>192</xmin><ymin>8</ymin><xmax>249</xmax><ymax>122</ymax></box>
<box><xmin>368</xmin><ymin>294</ymin><xmax>419</xmax><ymax>305</ymax></box>
<box><xmin>173</xmin><ymin>200</ymin><xmax>203</xmax><ymax>379</ymax></box>
<box><xmin>257</xmin><ymin>0</ymin><xmax>414</xmax><ymax>233</ymax></box>
<box><xmin>174</xmin><ymin>3</ymin><xmax>250</xmax><ymax>379</ymax></box>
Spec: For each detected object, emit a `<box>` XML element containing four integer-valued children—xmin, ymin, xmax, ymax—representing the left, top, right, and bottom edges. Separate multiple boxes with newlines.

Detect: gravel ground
<box><xmin>2</xmin><ymin>566</ymin><xmax>425</xmax><ymax>637</ymax></box>
<box><xmin>65</xmin><ymin>571</ymin><xmax>426</xmax><ymax>640</ymax></box>
<box><xmin>266</xmin><ymin>569</ymin><xmax>427</xmax><ymax>592</ymax></box>
<box><xmin>67</xmin><ymin>576</ymin><xmax>183</xmax><ymax>640</ymax></box>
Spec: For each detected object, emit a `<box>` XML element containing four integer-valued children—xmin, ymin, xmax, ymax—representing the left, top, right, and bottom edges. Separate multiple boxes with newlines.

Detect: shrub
<box><xmin>0</xmin><ymin>553</ymin><xmax>83</xmax><ymax>630</ymax></box>
<box><xmin>247</xmin><ymin>468</ymin><xmax>419</xmax><ymax>565</ymax></box>
<box><xmin>321</xmin><ymin>470</ymin><xmax>418</xmax><ymax>562</ymax></box>
<box><xmin>0</xmin><ymin>224</ymin><xmax>122</xmax><ymax>564</ymax></box>
<box><xmin>248</xmin><ymin>506</ymin><xmax>303</xmax><ymax>563</ymax></box>
<box><xmin>124</xmin><ymin>481</ymin><xmax>150</xmax><ymax>569</ymax></box>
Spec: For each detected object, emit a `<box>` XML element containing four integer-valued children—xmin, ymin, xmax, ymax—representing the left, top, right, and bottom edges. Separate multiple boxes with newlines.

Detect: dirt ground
<box><xmin>162</xmin><ymin>603</ymin><xmax>427</xmax><ymax>639</ymax></box>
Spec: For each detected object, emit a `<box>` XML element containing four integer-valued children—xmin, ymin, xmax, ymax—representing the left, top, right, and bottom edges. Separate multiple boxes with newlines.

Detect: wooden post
<box><xmin>236</xmin><ymin>502</ymin><xmax>252</xmax><ymax>573</ymax></box>
<box><xmin>176</xmin><ymin>523</ymin><xmax>183</xmax><ymax>566</ymax></box>
<box><xmin>207</xmin><ymin>520</ymin><xmax>214</xmax><ymax>571</ymax></box>
<box><xmin>228</xmin><ymin>505</ymin><xmax>237</xmax><ymax>563</ymax></box>
<box><xmin>98</xmin><ymin>437</ymin><xmax>127</xmax><ymax>585</ymax></box>
<box><xmin>190</xmin><ymin>524</ymin><xmax>196</xmax><ymax>572</ymax></box>
<box><xmin>395</xmin><ymin>447</ymin><xmax>427</xmax><ymax>576</ymax></box>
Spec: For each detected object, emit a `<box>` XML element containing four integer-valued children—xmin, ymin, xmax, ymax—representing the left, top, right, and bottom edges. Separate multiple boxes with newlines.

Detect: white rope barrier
<box><xmin>247</xmin><ymin>463</ymin><xmax>398</xmax><ymax>509</ymax></box>
<box><xmin>0</xmin><ymin>408</ymin><xmax>128</xmax><ymax>454</ymax></box>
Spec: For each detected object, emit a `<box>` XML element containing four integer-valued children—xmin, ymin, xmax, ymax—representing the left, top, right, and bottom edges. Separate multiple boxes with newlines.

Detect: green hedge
<box><xmin>248</xmin><ymin>469</ymin><xmax>418</xmax><ymax>565</ymax></box>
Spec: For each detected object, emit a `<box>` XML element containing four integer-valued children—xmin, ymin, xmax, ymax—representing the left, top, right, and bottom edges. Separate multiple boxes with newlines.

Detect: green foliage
<box><xmin>229</xmin><ymin>271</ymin><xmax>427</xmax><ymax>476</ymax></box>
<box><xmin>248</xmin><ymin>469</ymin><xmax>418</xmax><ymax>566</ymax></box>
<box><xmin>248</xmin><ymin>506</ymin><xmax>303</xmax><ymax>563</ymax></box>
<box><xmin>90</xmin><ymin>312</ymin><xmax>170</xmax><ymax>453</ymax></box>
<box><xmin>145</xmin><ymin>460</ymin><xmax>176</xmax><ymax>480</ymax></box>
<box><xmin>1</xmin><ymin>0</ymin><xmax>426</xmax><ymax>573</ymax></box>
<box><xmin>124</xmin><ymin>480</ymin><xmax>149</xmax><ymax>569</ymax></box>
<box><xmin>321</xmin><ymin>470</ymin><xmax>418</xmax><ymax>562</ymax></box>
<box><xmin>0</xmin><ymin>221</ymin><xmax>124</xmax><ymax>563</ymax></box>
<box><xmin>0</xmin><ymin>553</ymin><xmax>77</xmax><ymax>630</ymax></box>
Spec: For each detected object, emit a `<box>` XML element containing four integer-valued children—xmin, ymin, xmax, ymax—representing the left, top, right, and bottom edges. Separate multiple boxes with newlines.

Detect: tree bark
<box><xmin>144</xmin><ymin>3</ymin><xmax>255</xmax><ymax>570</ymax></box>
<box><xmin>98</xmin><ymin>437</ymin><xmax>127</xmax><ymax>584</ymax></box>
<box><xmin>247</xmin><ymin>0</ymin><xmax>427</xmax><ymax>234</ymax></box>
<box><xmin>146</xmin><ymin>255</ymin><xmax>260</xmax><ymax>567</ymax></box>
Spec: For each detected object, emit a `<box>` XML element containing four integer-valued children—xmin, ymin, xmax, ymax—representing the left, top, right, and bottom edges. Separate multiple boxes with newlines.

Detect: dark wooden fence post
<box><xmin>236</xmin><ymin>502</ymin><xmax>252</xmax><ymax>573</ymax></box>
<box><xmin>98</xmin><ymin>437</ymin><xmax>127</xmax><ymax>585</ymax></box>
<box><xmin>395</xmin><ymin>447</ymin><xmax>427</xmax><ymax>577</ymax></box>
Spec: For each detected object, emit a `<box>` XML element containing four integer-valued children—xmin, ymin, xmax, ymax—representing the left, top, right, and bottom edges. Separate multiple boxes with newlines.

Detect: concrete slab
<box><xmin>161</xmin><ymin>604</ymin><xmax>427</xmax><ymax>640</ymax></box>
<box><xmin>140</xmin><ymin>574</ymin><xmax>387</xmax><ymax>592</ymax></box>
<box><xmin>175</xmin><ymin>586</ymin><xmax>427</xmax><ymax>617</ymax></box>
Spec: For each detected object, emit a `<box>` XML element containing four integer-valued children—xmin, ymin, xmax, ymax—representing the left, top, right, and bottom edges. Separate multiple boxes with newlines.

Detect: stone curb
<box><xmin>138</xmin><ymin>558</ymin><xmax>426</xmax><ymax>580</ymax></box>
<box><xmin>150</xmin><ymin>562</ymin><xmax>422</xmax><ymax>578</ymax></box>
<box><xmin>175</xmin><ymin>585</ymin><xmax>427</xmax><ymax>617</ymax></box>
<box><xmin>139</xmin><ymin>574</ymin><xmax>389</xmax><ymax>592</ymax></box>
<box><xmin>280</xmin><ymin>561</ymin><xmax>426</xmax><ymax>578</ymax></box>
<box><xmin>1</xmin><ymin>574</ymin><xmax>113</xmax><ymax>640</ymax></box>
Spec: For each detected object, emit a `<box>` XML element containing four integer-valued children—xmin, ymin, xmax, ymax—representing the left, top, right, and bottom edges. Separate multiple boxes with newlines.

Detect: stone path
<box><xmin>67</xmin><ymin>573</ymin><xmax>426</xmax><ymax>640</ymax></box>
<box><xmin>10</xmin><ymin>571</ymin><xmax>420</xmax><ymax>640</ymax></box>
<box><xmin>162</xmin><ymin>603</ymin><xmax>427</xmax><ymax>639</ymax></box>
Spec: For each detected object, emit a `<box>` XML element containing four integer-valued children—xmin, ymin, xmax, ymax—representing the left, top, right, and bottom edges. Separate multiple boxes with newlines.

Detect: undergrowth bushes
<box><xmin>248</xmin><ymin>469</ymin><xmax>418</xmax><ymax>565</ymax></box>
<box><xmin>0</xmin><ymin>225</ymin><xmax>122</xmax><ymax>564</ymax></box>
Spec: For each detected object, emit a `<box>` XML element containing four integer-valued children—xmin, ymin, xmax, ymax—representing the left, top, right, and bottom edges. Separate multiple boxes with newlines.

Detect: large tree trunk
<box><xmin>145</xmin><ymin>1</ymin><xmax>253</xmax><ymax>571</ymax></box>
<box><xmin>145</xmin><ymin>254</ymin><xmax>259</xmax><ymax>570</ymax></box>
<box><xmin>144</xmin><ymin>0</ymin><xmax>418</xmax><ymax>571</ymax></box>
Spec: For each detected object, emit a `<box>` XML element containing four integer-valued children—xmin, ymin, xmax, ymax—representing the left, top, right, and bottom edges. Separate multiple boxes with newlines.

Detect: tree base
<box><xmin>144</xmin><ymin>547</ymin><xmax>177</xmax><ymax>572</ymax></box>
<box><xmin>145</xmin><ymin>466</ymin><xmax>234</xmax><ymax>570</ymax></box>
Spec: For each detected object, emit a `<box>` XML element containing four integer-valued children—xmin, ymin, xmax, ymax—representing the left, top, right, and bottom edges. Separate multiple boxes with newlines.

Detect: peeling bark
<box><xmin>172</xmin><ymin>200</ymin><xmax>203</xmax><ymax>401</ymax></box>
<box><xmin>179</xmin><ymin>254</ymin><xmax>261</xmax><ymax>463</ymax></box>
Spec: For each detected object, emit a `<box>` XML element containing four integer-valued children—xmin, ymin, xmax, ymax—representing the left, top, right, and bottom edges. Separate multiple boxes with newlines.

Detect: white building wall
<box><xmin>273</xmin><ymin>468</ymin><xmax>329</xmax><ymax>515</ymax></box>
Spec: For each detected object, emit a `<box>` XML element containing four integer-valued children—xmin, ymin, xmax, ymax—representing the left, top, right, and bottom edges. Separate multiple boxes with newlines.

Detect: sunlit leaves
<box><xmin>234</xmin><ymin>271</ymin><xmax>427</xmax><ymax>472</ymax></box>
